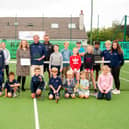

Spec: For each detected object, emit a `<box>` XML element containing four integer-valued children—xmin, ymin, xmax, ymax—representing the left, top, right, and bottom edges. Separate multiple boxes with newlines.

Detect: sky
<box><xmin>0</xmin><ymin>0</ymin><xmax>129</xmax><ymax>31</ymax></box>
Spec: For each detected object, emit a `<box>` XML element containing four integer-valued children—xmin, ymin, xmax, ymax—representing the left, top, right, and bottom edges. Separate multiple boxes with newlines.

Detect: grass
<box><xmin>1</xmin><ymin>63</ymin><xmax>129</xmax><ymax>129</ymax></box>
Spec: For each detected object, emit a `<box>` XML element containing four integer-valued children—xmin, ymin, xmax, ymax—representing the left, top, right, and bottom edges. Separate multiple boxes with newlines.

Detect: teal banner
<box><xmin>100</xmin><ymin>41</ymin><xmax>129</xmax><ymax>60</ymax></box>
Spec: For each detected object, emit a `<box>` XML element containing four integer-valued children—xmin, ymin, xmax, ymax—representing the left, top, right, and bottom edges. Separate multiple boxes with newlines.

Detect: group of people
<box><xmin>0</xmin><ymin>34</ymin><xmax>124</xmax><ymax>103</ymax></box>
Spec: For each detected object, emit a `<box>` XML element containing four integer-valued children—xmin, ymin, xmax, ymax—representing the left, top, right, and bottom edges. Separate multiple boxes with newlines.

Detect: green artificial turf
<box><xmin>0</xmin><ymin>63</ymin><xmax>129</xmax><ymax>129</ymax></box>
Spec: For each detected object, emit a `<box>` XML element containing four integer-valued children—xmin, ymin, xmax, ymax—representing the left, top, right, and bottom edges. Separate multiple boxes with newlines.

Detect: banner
<box><xmin>100</xmin><ymin>41</ymin><xmax>129</xmax><ymax>60</ymax></box>
<box><xmin>19</xmin><ymin>31</ymin><xmax>46</xmax><ymax>40</ymax></box>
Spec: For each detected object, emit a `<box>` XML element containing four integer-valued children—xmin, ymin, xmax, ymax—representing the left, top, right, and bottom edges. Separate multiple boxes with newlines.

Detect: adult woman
<box><xmin>110</xmin><ymin>40</ymin><xmax>124</xmax><ymax>95</ymax></box>
<box><xmin>16</xmin><ymin>40</ymin><xmax>30</xmax><ymax>91</ymax></box>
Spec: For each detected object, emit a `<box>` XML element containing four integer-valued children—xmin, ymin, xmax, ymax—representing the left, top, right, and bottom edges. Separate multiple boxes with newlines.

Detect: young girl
<box><xmin>63</xmin><ymin>70</ymin><xmax>76</xmax><ymax>99</ymax></box>
<box><xmin>70</xmin><ymin>47</ymin><xmax>81</xmax><ymax>84</ymax></box>
<box><xmin>110</xmin><ymin>41</ymin><xmax>124</xmax><ymax>95</ymax></box>
<box><xmin>49</xmin><ymin>45</ymin><xmax>63</xmax><ymax>76</ymax></box>
<box><xmin>97</xmin><ymin>65</ymin><xmax>113</xmax><ymax>100</ymax></box>
<box><xmin>78</xmin><ymin>71</ymin><xmax>90</xmax><ymax>99</ymax></box>
<box><xmin>84</xmin><ymin>45</ymin><xmax>97</xmax><ymax>93</ymax></box>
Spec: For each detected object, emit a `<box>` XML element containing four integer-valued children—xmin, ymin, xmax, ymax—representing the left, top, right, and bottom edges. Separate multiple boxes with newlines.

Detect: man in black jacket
<box><xmin>43</xmin><ymin>35</ymin><xmax>54</xmax><ymax>78</ymax></box>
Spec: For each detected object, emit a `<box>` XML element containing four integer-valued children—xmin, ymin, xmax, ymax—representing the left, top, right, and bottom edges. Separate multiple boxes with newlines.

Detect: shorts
<box><xmin>79</xmin><ymin>90</ymin><xmax>90</xmax><ymax>96</ymax></box>
<box><xmin>71</xmin><ymin>69</ymin><xmax>80</xmax><ymax>73</ymax></box>
<box><xmin>31</xmin><ymin>65</ymin><xmax>44</xmax><ymax>76</ymax></box>
<box><xmin>44</xmin><ymin>63</ymin><xmax>49</xmax><ymax>73</ymax></box>
<box><xmin>51</xmin><ymin>65</ymin><xmax>60</xmax><ymax>76</ymax></box>
<box><xmin>48</xmin><ymin>90</ymin><xmax>60</xmax><ymax>98</ymax></box>
<box><xmin>64</xmin><ymin>90</ymin><xmax>74</xmax><ymax>95</ymax></box>
<box><xmin>7</xmin><ymin>87</ymin><xmax>14</xmax><ymax>94</ymax></box>
<box><xmin>31</xmin><ymin>85</ymin><xmax>43</xmax><ymax>93</ymax></box>
<box><xmin>93</xmin><ymin>64</ymin><xmax>100</xmax><ymax>72</ymax></box>
<box><xmin>85</xmin><ymin>68</ymin><xmax>93</xmax><ymax>72</ymax></box>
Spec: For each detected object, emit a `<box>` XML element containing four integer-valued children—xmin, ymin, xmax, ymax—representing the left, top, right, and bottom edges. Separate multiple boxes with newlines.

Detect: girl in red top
<box><xmin>70</xmin><ymin>47</ymin><xmax>81</xmax><ymax>84</ymax></box>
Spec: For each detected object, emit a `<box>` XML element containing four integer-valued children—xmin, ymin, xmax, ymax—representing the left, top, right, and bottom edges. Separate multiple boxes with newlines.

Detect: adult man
<box><xmin>43</xmin><ymin>35</ymin><xmax>53</xmax><ymax>78</ymax></box>
<box><xmin>30</xmin><ymin>35</ymin><xmax>46</xmax><ymax>76</ymax></box>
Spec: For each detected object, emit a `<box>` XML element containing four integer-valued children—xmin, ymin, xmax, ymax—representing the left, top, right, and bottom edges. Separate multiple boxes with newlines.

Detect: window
<box><xmin>68</xmin><ymin>23</ymin><xmax>76</xmax><ymax>29</ymax></box>
<box><xmin>51</xmin><ymin>23</ymin><xmax>59</xmax><ymax>28</ymax></box>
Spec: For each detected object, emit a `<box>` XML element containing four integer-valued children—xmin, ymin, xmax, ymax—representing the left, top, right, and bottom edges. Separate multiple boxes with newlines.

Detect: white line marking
<box><xmin>33</xmin><ymin>98</ymin><xmax>40</xmax><ymax>129</ymax></box>
<box><xmin>120</xmin><ymin>77</ymin><xmax>129</xmax><ymax>82</ymax></box>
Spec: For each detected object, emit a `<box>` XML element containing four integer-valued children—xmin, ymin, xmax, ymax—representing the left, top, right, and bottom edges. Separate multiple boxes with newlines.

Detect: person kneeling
<box><xmin>31</xmin><ymin>67</ymin><xmax>45</xmax><ymax>99</ymax></box>
<box><xmin>63</xmin><ymin>70</ymin><xmax>76</xmax><ymax>99</ymax></box>
<box><xmin>48</xmin><ymin>67</ymin><xmax>62</xmax><ymax>103</ymax></box>
<box><xmin>97</xmin><ymin>65</ymin><xmax>113</xmax><ymax>101</ymax></box>
<box><xmin>4</xmin><ymin>72</ymin><xmax>20</xmax><ymax>98</ymax></box>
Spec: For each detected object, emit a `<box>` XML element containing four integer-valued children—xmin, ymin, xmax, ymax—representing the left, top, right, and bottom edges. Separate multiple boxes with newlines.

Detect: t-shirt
<box><xmin>49</xmin><ymin>76</ymin><xmax>62</xmax><ymax>89</ymax></box>
<box><xmin>79</xmin><ymin>79</ymin><xmax>89</xmax><ymax>92</ymax></box>
<box><xmin>70</xmin><ymin>55</ymin><xmax>81</xmax><ymax>70</ymax></box>
<box><xmin>63</xmin><ymin>79</ymin><xmax>75</xmax><ymax>93</ymax></box>
<box><xmin>61</xmin><ymin>49</ymin><xmax>72</xmax><ymax>67</ymax></box>
<box><xmin>31</xmin><ymin>74</ymin><xmax>45</xmax><ymax>89</ymax></box>
<box><xmin>84</xmin><ymin>53</ymin><xmax>94</xmax><ymax>69</ymax></box>
<box><xmin>4</xmin><ymin>79</ymin><xmax>18</xmax><ymax>89</ymax></box>
<box><xmin>78</xmin><ymin>47</ymin><xmax>85</xmax><ymax>61</ymax></box>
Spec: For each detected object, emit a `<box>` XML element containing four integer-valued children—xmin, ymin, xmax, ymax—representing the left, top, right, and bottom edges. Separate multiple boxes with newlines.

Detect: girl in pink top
<box><xmin>97</xmin><ymin>65</ymin><xmax>113</xmax><ymax>100</ymax></box>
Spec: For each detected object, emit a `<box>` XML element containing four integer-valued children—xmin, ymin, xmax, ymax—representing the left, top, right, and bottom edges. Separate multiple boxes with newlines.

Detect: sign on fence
<box><xmin>100</xmin><ymin>41</ymin><xmax>129</xmax><ymax>60</ymax></box>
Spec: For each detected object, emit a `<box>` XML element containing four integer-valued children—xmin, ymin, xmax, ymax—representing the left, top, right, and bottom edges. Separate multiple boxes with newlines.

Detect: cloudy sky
<box><xmin>0</xmin><ymin>0</ymin><xmax>129</xmax><ymax>30</ymax></box>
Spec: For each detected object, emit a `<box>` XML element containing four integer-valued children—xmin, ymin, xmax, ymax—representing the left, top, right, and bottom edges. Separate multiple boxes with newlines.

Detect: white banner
<box><xmin>19</xmin><ymin>31</ymin><xmax>46</xmax><ymax>40</ymax></box>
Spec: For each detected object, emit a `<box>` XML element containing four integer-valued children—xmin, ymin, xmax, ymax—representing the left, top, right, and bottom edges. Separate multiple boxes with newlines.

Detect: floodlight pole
<box><xmin>70</xmin><ymin>15</ymin><xmax>72</xmax><ymax>43</ymax></box>
<box><xmin>124</xmin><ymin>15</ymin><xmax>127</xmax><ymax>42</ymax></box>
<box><xmin>97</xmin><ymin>15</ymin><xmax>99</xmax><ymax>41</ymax></box>
<box><xmin>90</xmin><ymin>0</ymin><xmax>93</xmax><ymax>44</ymax></box>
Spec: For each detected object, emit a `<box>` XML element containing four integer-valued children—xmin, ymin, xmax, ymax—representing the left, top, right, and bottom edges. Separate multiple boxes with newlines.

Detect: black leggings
<box><xmin>17</xmin><ymin>76</ymin><xmax>26</xmax><ymax>89</ymax></box>
<box><xmin>5</xmin><ymin>65</ymin><xmax>9</xmax><ymax>78</ymax></box>
<box><xmin>111</xmin><ymin>66</ymin><xmax>120</xmax><ymax>90</ymax></box>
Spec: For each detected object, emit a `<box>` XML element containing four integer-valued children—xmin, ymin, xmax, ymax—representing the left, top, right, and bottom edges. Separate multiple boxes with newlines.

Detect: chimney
<box><xmin>79</xmin><ymin>10</ymin><xmax>84</xmax><ymax>30</ymax></box>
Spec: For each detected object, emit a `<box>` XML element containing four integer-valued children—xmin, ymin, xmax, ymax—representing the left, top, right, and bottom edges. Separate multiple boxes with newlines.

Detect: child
<box><xmin>70</xmin><ymin>47</ymin><xmax>81</xmax><ymax>84</ymax></box>
<box><xmin>97</xmin><ymin>65</ymin><xmax>113</xmax><ymax>100</ymax></box>
<box><xmin>63</xmin><ymin>70</ymin><xmax>76</xmax><ymax>99</ymax></box>
<box><xmin>49</xmin><ymin>67</ymin><xmax>62</xmax><ymax>103</ymax></box>
<box><xmin>101</xmin><ymin>40</ymin><xmax>111</xmax><ymax>66</ymax></box>
<box><xmin>49</xmin><ymin>44</ymin><xmax>63</xmax><ymax>76</ymax></box>
<box><xmin>93</xmin><ymin>41</ymin><xmax>102</xmax><ymax>82</ymax></box>
<box><xmin>61</xmin><ymin>42</ymin><xmax>72</xmax><ymax>80</ymax></box>
<box><xmin>4</xmin><ymin>72</ymin><xmax>20</xmax><ymax>98</ymax></box>
<box><xmin>76</xmin><ymin>41</ymin><xmax>85</xmax><ymax>71</ymax></box>
<box><xmin>110</xmin><ymin>41</ymin><xmax>124</xmax><ymax>95</ymax></box>
<box><xmin>78</xmin><ymin>71</ymin><xmax>90</xmax><ymax>99</ymax></box>
<box><xmin>84</xmin><ymin>45</ymin><xmax>97</xmax><ymax>93</ymax></box>
<box><xmin>30</xmin><ymin>67</ymin><xmax>45</xmax><ymax>98</ymax></box>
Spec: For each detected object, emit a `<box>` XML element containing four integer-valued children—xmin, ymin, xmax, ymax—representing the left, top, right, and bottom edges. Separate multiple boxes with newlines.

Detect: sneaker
<box><xmin>13</xmin><ymin>93</ymin><xmax>17</xmax><ymax>98</ymax></box>
<box><xmin>112</xmin><ymin>89</ymin><xmax>117</xmax><ymax>93</ymax></box>
<box><xmin>112</xmin><ymin>90</ymin><xmax>120</xmax><ymax>95</ymax></box>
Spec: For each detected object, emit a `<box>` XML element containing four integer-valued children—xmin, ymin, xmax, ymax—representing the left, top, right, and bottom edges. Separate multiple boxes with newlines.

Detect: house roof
<box><xmin>0</xmin><ymin>17</ymin><xmax>87</xmax><ymax>40</ymax></box>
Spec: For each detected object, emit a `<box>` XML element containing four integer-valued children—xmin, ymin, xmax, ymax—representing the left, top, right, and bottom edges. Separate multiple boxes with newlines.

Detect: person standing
<box><xmin>93</xmin><ymin>41</ymin><xmax>102</xmax><ymax>82</ymax></box>
<box><xmin>1</xmin><ymin>42</ymin><xmax>10</xmax><ymax>78</ymax></box>
<box><xmin>43</xmin><ymin>35</ymin><xmax>53</xmax><ymax>78</ymax></box>
<box><xmin>30</xmin><ymin>35</ymin><xmax>46</xmax><ymax>76</ymax></box>
<box><xmin>0</xmin><ymin>44</ymin><xmax>4</xmax><ymax>94</ymax></box>
<box><xmin>16</xmin><ymin>40</ymin><xmax>30</xmax><ymax>91</ymax></box>
<box><xmin>110</xmin><ymin>41</ymin><xmax>124</xmax><ymax>95</ymax></box>
<box><xmin>61</xmin><ymin>42</ymin><xmax>72</xmax><ymax>81</ymax></box>
<box><xmin>76</xmin><ymin>41</ymin><xmax>85</xmax><ymax>71</ymax></box>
